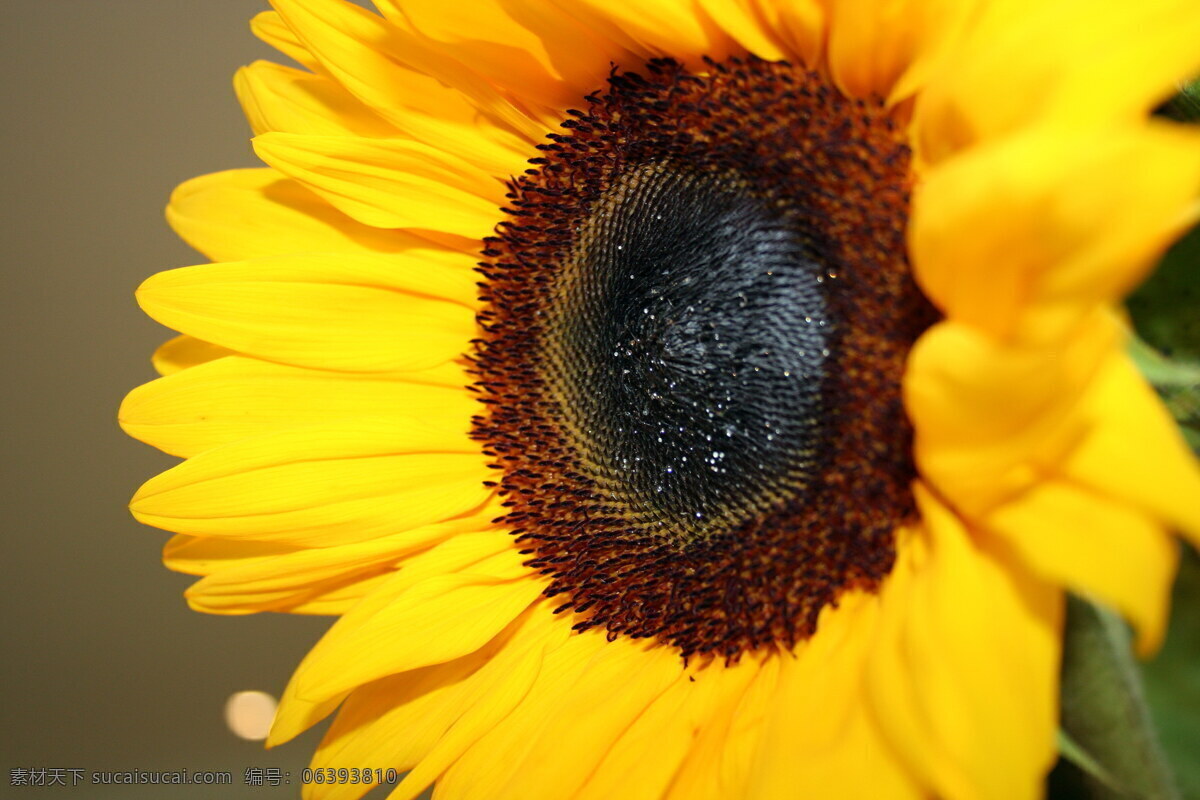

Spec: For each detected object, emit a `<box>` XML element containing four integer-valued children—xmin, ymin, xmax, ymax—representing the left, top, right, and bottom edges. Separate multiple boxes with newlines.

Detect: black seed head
<box><xmin>471</xmin><ymin>56</ymin><xmax>938</xmax><ymax>660</ymax></box>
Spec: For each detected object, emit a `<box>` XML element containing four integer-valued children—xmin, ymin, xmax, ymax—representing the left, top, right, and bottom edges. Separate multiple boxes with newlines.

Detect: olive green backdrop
<box><xmin>1</xmin><ymin>2</ymin><xmax>333</xmax><ymax>796</ymax></box>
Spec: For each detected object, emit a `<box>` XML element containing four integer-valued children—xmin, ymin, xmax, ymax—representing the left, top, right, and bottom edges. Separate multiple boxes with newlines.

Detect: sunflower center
<box><xmin>546</xmin><ymin>163</ymin><xmax>829</xmax><ymax>538</ymax></box>
<box><xmin>473</xmin><ymin>57</ymin><xmax>937</xmax><ymax>659</ymax></box>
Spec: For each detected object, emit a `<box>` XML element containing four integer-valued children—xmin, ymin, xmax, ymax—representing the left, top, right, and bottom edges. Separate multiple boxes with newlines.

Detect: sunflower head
<box><xmin>123</xmin><ymin>0</ymin><xmax>1200</xmax><ymax>798</ymax></box>
<box><xmin>472</xmin><ymin>55</ymin><xmax>936</xmax><ymax>658</ymax></box>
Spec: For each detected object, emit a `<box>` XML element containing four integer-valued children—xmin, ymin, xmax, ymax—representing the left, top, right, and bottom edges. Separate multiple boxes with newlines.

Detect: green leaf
<box><xmin>1142</xmin><ymin>545</ymin><xmax>1200</xmax><ymax>800</ymax></box>
<box><xmin>1131</xmin><ymin>77</ymin><xmax>1200</xmax><ymax>375</ymax></box>
<box><xmin>1157</xmin><ymin>78</ymin><xmax>1200</xmax><ymax>124</ymax></box>
<box><xmin>1128</xmin><ymin>336</ymin><xmax>1200</xmax><ymax>389</ymax></box>
<box><xmin>1126</xmin><ymin>222</ymin><xmax>1200</xmax><ymax>365</ymax></box>
<box><xmin>1127</xmin><ymin>335</ymin><xmax>1200</xmax><ymax>453</ymax></box>
<box><xmin>1057</xmin><ymin>729</ymin><xmax>1125</xmax><ymax>795</ymax></box>
<box><xmin>1058</xmin><ymin>594</ymin><xmax>1180</xmax><ymax>799</ymax></box>
<box><xmin>1125</xmin><ymin>135</ymin><xmax>1200</xmax><ymax>453</ymax></box>
<box><xmin>1059</xmin><ymin>79</ymin><xmax>1200</xmax><ymax>800</ymax></box>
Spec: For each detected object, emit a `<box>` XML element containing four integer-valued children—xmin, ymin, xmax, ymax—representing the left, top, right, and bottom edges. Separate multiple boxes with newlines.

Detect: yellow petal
<box><xmin>755</xmin><ymin>707</ymin><xmax>920</xmax><ymax>800</ymax></box>
<box><xmin>151</xmin><ymin>335</ymin><xmax>234</xmax><ymax>376</ymax></box>
<box><xmin>307</xmin><ymin>648</ymin><xmax>501</xmax><ymax>800</ymax></box>
<box><xmin>206</xmin><ymin>567</ymin><xmax>393</xmax><ymax>616</ymax></box>
<box><xmin>984</xmin><ymin>482</ymin><xmax>1177</xmax><ymax>655</ymax></box>
<box><xmin>867</xmin><ymin>490</ymin><xmax>1061</xmax><ymax>800</ymax></box>
<box><xmin>911</xmin><ymin>123</ymin><xmax>1200</xmax><ymax>343</ymax></box>
<box><xmin>130</xmin><ymin>420</ymin><xmax>491</xmax><ymax>545</ymax></box>
<box><xmin>269</xmin><ymin>0</ymin><xmax>545</xmax><ymax>140</ymax></box>
<box><xmin>579</xmin><ymin>657</ymin><xmax>759</xmax><ymax>800</ymax></box>
<box><xmin>251</xmin><ymin>10</ymin><xmax>322</xmax><ymax>73</ymax></box>
<box><xmin>184</xmin><ymin>508</ymin><xmax>502</xmax><ymax>615</ymax></box>
<box><xmin>1062</xmin><ymin>349</ymin><xmax>1200</xmax><ymax>543</ymax></box>
<box><xmin>552</xmin><ymin>0</ymin><xmax>738</xmax><ymax>67</ymax></box>
<box><xmin>430</xmin><ymin>632</ymin><xmax>679</xmax><ymax>800</ymax></box>
<box><xmin>746</xmin><ymin>592</ymin><xmax>918</xmax><ymax>799</ymax></box>
<box><xmin>120</xmin><ymin>356</ymin><xmax>476</xmax><ymax>458</ymax></box>
<box><xmin>266</xmin><ymin>0</ymin><xmax>469</xmax><ymax>124</ymax></box>
<box><xmin>166</xmin><ymin>532</ymin><xmax>400</xmax><ymax>615</ymax></box>
<box><xmin>385</xmin><ymin>111</ymin><xmax>532</xmax><ymax>178</ymax></box>
<box><xmin>235</xmin><ymin>60</ymin><xmax>397</xmax><ymax>137</ymax></box>
<box><xmin>387</xmin><ymin>605</ymin><xmax>574</xmax><ymax>799</ymax></box>
<box><xmin>915</xmin><ymin>0</ymin><xmax>1200</xmax><ymax>162</ymax></box>
<box><xmin>905</xmin><ymin>313</ymin><xmax>1117</xmax><ymax>516</ymax></box>
<box><xmin>136</xmin><ymin>254</ymin><xmax>477</xmax><ymax>373</ymax></box>
<box><xmin>662</xmin><ymin>656</ymin><xmax>773</xmax><ymax>800</ymax></box>
<box><xmin>714</xmin><ymin>655</ymin><xmax>783</xmax><ymax>797</ymax></box>
<box><xmin>166</xmin><ymin>169</ymin><xmax>457</xmax><ymax>264</ymax></box>
<box><xmin>275</xmin><ymin>569</ymin><xmax>395</xmax><ymax>615</ymax></box>
<box><xmin>253</xmin><ymin>132</ymin><xmax>504</xmax><ymax>237</ymax></box>
<box><xmin>374</xmin><ymin>0</ymin><xmax>625</xmax><ymax>125</ymax></box>
<box><xmin>884</xmin><ymin>0</ymin><xmax>981</xmax><ymax>103</ymax></box>
<box><xmin>827</xmin><ymin>0</ymin><xmax>978</xmax><ymax>102</ymax></box>
<box><xmin>287</xmin><ymin>548</ymin><xmax>542</xmax><ymax>704</ymax></box>
<box><xmin>271</xmin><ymin>552</ymin><xmax>550</xmax><ymax>748</ymax></box>
<box><xmin>746</xmin><ymin>0</ymin><xmax>825</xmax><ymax>66</ymax></box>
<box><xmin>695</xmin><ymin>0</ymin><xmax>788</xmax><ymax>61</ymax></box>
<box><xmin>489</xmin><ymin>643</ymin><xmax>685</xmax><ymax>799</ymax></box>
<box><xmin>163</xmin><ymin>534</ymin><xmax>300</xmax><ymax>576</ymax></box>
<box><xmin>236</xmin><ymin>60</ymin><xmax>531</xmax><ymax>177</ymax></box>
<box><xmin>273</xmin><ymin>695</ymin><xmax>348</xmax><ymax>755</ymax></box>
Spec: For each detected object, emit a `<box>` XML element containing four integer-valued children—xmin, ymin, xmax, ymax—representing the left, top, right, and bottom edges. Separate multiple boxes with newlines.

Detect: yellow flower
<box><xmin>122</xmin><ymin>1</ymin><xmax>1200</xmax><ymax>798</ymax></box>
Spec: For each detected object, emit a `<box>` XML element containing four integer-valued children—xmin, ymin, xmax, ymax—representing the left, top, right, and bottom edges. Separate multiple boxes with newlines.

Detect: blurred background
<box><xmin>1</xmin><ymin>2</ymin><xmax>1197</xmax><ymax>799</ymax></box>
<box><xmin>1</xmin><ymin>2</ymin><xmax>329</xmax><ymax>796</ymax></box>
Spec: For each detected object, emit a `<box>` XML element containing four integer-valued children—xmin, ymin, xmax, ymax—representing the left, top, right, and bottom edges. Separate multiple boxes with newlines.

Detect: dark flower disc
<box><xmin>471</xmin><ymin>56</ymin><xmax>939</xmax><ymax>659</ymax></box>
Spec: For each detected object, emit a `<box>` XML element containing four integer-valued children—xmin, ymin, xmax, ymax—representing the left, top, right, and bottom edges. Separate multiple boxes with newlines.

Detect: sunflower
<box><xmin>121</xmin><ymin>0</ymin><xmax>1200</xmax><ymax>797</ymax></box>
